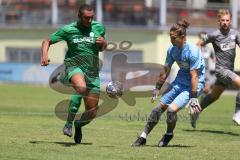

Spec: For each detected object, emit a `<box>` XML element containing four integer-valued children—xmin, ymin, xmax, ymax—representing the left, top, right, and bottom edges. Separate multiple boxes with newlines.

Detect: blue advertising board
<box><xmin>0</xmin><ymin>63</ymin><xmax>112</xmax><ymax>85</ymax></box>
<box><xmin>0</xmin><ymin>63</ymin><xmax>58</xmax><ymax>84</ymax></box>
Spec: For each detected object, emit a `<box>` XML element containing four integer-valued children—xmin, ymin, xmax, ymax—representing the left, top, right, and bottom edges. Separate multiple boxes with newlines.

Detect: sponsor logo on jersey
<box><xmin>176</xmin><ymin>61</ymin><xmax>189</xmax><ymax>68</ymax></box>
<box><xmin>220</xmin><ymin>41</ymin><xmax>235</xmax><ymax>51</ymax></box>
<box><xmin>73</xmin><ymin>34</ymin><xmax>94</xmax><ymax>44</ymax></box>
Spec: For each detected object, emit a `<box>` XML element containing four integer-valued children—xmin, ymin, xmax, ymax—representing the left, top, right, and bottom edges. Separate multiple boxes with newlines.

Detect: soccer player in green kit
<box><xmin>41</xmin><ymin>4</ymin><xmax>107</xmax><ymax>144</ymax></box>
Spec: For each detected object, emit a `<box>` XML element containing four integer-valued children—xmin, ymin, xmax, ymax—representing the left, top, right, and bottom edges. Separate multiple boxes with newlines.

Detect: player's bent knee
<box><xmin>152</xmin><ymin>106</ymin><xmax>164</xmax><ymax>113</ymax></box>
<box><xmin>233</xmin><ymin>76</ymin><xmax>240</xmax><ymax>88</ymax></box>
<box><xmin>75</xmin><ymin>86</ymin><xmax>87</xmax><ymax>95</ymax></box>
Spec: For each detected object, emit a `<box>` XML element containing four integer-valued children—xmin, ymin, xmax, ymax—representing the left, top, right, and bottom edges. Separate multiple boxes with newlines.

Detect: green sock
<box><xmin>66</xmin><ymin>93</ymin><xmax>82</xmax><ymax>126</ymax></box>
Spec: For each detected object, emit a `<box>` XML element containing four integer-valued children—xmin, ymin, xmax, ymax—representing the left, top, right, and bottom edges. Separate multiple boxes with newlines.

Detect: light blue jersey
<box><xmin>160</xmin><ymin>41</ymin><xmax>205</xmax><ymax>109</ymax></box>
<box><xmin>166</xmin><ymin>41</ymin><xmax>205</xmax><ymax>87</ymax></box>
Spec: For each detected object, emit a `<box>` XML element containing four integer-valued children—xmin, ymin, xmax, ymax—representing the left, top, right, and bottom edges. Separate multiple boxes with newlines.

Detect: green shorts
<box><xmin>60</xmin><ymin>66</ymin><xmax>100</xmax><ymax>95</ymax></box>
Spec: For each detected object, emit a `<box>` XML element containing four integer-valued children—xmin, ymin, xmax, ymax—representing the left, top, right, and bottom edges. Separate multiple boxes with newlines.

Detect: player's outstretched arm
<box><xmin>189</xmin><ymin>69</ymin><xmax>201</xmax><ymax>113</ymax></box>
<box><xmin>41</xmin><ymin>39</ymin><xmax>51</xmax><ymax>66</ymax></box>
<box><xmin>151</xmin><ymin>66</ymin><xmax>170</xmax><ymax>103</ymax></box>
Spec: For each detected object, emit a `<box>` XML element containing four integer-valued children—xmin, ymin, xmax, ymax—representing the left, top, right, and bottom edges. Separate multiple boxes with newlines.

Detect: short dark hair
<box><xmin>78</xmin><ymin>4</ymin><xmax>94</xmax><ymax>17</ymax></box>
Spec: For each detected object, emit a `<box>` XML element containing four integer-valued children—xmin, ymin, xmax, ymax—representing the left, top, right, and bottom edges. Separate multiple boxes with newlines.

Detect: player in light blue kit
<box><xmin>132</xmin><ymin>20</ymin><xmax>205</xmax><ymax>147</ymax></box>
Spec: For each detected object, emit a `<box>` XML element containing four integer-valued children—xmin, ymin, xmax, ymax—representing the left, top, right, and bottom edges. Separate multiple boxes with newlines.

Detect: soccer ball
<box><xmin>106</xmin><ymin>81</ymin><xmax>123</xmax><ymax>98</ymax></box>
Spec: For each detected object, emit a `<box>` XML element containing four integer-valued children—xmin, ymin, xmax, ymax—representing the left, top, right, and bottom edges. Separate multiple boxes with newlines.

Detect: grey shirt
<box><xmin>202</xmin><ymin>29</ymin><xmax>240</xmax><ymax>71</ymax></box>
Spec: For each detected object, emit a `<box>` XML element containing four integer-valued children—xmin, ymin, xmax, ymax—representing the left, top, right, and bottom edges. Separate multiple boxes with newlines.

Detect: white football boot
<box><xmin>232</xmin><ymin>112</ymin><xmax>240</xmax><ymax>125</ymax></box>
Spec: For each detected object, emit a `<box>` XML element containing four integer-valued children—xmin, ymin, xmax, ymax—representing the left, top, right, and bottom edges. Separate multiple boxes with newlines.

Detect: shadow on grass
<box><xmin>183</xmin><ymin>129</ymin><xmax>240</xmax><ymax>136</ymax></box>
<box><xmin>98</xmin><ymin>145</ymin><xmax>115</xmax><ymax>148</ymax></box>
<box><xmin>137</xmin><ymin>144</ymin><xmax>193</xmax><ymax>148</ymax></box>
<box><xmin>29</xmin><ymin>140</ymin><xmax>92</xmax><ymax>147</ymax></box>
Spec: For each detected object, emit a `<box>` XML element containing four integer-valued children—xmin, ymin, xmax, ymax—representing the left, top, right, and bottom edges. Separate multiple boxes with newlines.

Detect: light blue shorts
<box><xmin>160</xmin><ymin>82</ymin><xmax>204</xmax><ymax>109</ymax></box>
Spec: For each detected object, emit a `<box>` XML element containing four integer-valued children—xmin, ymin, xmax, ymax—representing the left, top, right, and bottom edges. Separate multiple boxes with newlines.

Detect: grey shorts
<box><xmin>215</xmin><ymin>68</ymin><xmax>238</xmax><ymax>87</ymax></box>
<box><xmin>205</xmin><ymin>70</ymin><xmax>216</xmax><ymax>87</ymax></box>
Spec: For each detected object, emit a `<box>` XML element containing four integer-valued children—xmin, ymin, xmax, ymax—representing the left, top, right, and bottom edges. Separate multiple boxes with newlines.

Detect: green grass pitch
<box><xmin>0</xmin><ymin>84</ymin><xmax>239</xmax><ymax>160</ymax></box>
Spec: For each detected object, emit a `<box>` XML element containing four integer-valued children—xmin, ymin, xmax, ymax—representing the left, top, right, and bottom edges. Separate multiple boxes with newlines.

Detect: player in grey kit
<box><xmin>190</xmin><ymin>9</ymin><xmax>240</xmax><ymax>128</ymax></box>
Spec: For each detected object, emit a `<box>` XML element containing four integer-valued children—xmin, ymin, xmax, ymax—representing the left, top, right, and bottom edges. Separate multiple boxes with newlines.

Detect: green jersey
<box><xmin>50</xmin><ymin>21</ymin><xmax>105</xmax><ymax>73</ymax></box>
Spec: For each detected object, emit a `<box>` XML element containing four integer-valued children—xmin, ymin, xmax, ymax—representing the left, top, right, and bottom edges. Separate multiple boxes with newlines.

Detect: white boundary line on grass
<box><xmin>0</xmin><ymin>112</ymin><xmax>55</xmax><ymax>116</ymax></box>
